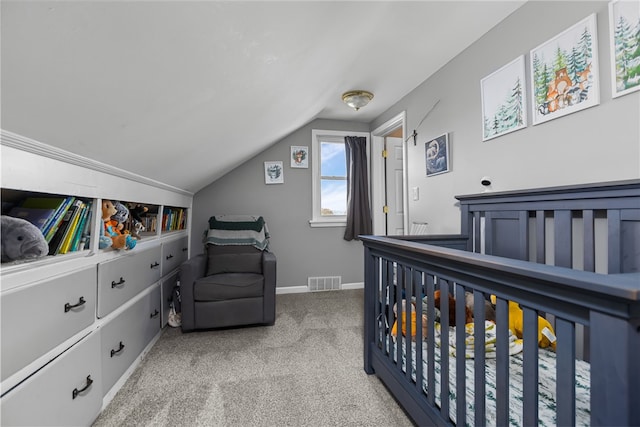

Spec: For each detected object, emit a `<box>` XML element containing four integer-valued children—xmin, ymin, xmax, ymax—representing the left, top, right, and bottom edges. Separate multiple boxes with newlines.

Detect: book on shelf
<box><xmin>43</xmin><ymin>196</ymin><xmax>76</xmax><ymax>243</ymax></box>
<box><xmin>19</xmin><ymin>196</ymin><xmax>69</xmax><ymax>234</ymax></box>
<box><xmin>7</xmin><ymin>206</ymin><xmax>55</xmax><ymax>231</ymax></box>
<box><xmin>69</xmin><ymin>201</ymin><xmax>92</xmax><ymax>252</ymax></box>
<box><xmin>78</xmin><ymin>205</ymin><xmax>93</xmax><ymax>250</ymax></box>
<box><xmin>59</xmin><ymin>201</ymin><xmax>86</xmax><ymax>254</ymax></box>
<box><xmin>48</xmin><ymin>200</ymin><xmax>82</xmax><ymax>255</ymax></box>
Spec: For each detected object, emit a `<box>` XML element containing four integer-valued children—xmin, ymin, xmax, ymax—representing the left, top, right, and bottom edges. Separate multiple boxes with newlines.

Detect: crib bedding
<box><xmin>391</xmin><ymin>332</ymin><xmax>591</xmax><ymax>427</ymax></box>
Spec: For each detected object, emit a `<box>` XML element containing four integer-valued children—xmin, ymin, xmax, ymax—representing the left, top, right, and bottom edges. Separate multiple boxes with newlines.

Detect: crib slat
<box><xmin>523</xmin><ymin>307</ymin><xmax>539</xmax><ymax>426</ymax></box>
<box><xmin>554</xmin><ymin>210</ymin><xmax>572</xmax><ymax>268</ymax></box>
<box><xmin>386</xmin><ymin>260</ymin><xmax>395</xmax><ymax>361</ymax></box>
<box><xmin>556</xmin><ymin>318</ymin><xmax>576</xmax><ymax>426</ymax></box>
<box><xmin>495</xmin><ymin>298</ymin><xmax>510</xmax><ymax>427</ymax></box>
<box><xmin>536</xmin><ymin>210</ymin><xmax>545</xmax><ymax>263</ymax></box>
<box><xmin>455</xmin><ymin>284</ymin><xmax>467</xmax><ymax>426</ymax></box>
<box><xmin>414</xmin><ymin>269</ymin><xmax>424</xmax><ymax>394</ymax></box>
<box><xmin>439</xmin><ymin>281</ymin><xmax>450</xmax><ymax>421</ymax></box>
<box><xmin>426</xmin><ymin>275</ymin><xmax>436</xmax><ymax>406</ymax></box>
<box><xmin>396</xmin><ymin>263</ymin><xmax>404</xmax><ymax>370</ymax></box>
<box><xmin>403</xmin><ymin>266</ymin><xmax>412</xmax><ymax>382</ymax></box>
<box><xmin>473</xmin><ymin>291</ymin><xmax>486</xmax><ymax>426</ymax></box>
<box><xmin>583</xmin><ymin>209</ymin><xmax>595</xmax><ymax>272</ymax></box>
<box><xmin>607</xmin><ymin>209</ymin><xmax>622</xmax><ymax>273</ymax></box>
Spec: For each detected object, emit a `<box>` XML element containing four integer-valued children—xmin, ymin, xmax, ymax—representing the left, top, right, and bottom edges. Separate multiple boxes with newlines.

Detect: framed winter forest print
<box><xmin>530</xmin><ymin>14</ymin><xmax>600</xmax><ymax>125</ymax></box>
<box><xmin>481</xmin><ymin>55</ymin><xmax>527</xmax><ymax>141</ymax></box>
<box><xmin>609</xmin><ymin>0</ymin><xmax>640</xmax><ymax>98</ymax></box>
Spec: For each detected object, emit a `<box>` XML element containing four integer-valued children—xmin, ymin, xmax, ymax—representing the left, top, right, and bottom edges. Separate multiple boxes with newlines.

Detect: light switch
<box><xmin>412</xmin><ymin>187</ymin><xmax>419</xmax><ymax>201</ymax></box>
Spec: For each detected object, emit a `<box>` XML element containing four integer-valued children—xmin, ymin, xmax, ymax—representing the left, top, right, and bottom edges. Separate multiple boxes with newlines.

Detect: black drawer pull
<box><xmin>150</xmin><ymin>309</ymin><xmax>159</xmax><ymax>318</ymax></box>
<box><xmin>182</xmin><ymin>248</ymin><xmax>188</xmax><ymax>252</ymax></box>
<box><xmin>110</xmin><ymin>341</ymin><xmax>125</xmax><ymax>357</ymax></box>
<box><xmin>150</xmin><ymin>262</ymin><xmax>160</xmax><ymax>269</ymax></box>
<box><xmin>166</xmin><ymin>254</ymin><xmax>174</xmax><ymax>260</ymax></box>
<box><xmin>64</xmin><ymin>296</ymin><xmax>86</xmax><ymax>312</ymax></box>
<box><xmin>72</xmin><ymin>375</ymin><xmax>93</xmax><ymax>399</ymax></box>
<box><xmin>111</xmin><ymin>277</ymin><xmax>126</xmax><ymax>288</ymax></box>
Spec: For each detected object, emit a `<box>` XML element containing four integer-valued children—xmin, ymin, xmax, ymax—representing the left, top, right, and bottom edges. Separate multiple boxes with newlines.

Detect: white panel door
<box><xmin>385</xmin><ymin>137</ymin><xmax>404</xmax><ymax>235</ymax></box>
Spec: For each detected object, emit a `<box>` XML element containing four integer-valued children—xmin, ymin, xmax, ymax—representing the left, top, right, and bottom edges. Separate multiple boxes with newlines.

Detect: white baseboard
<box><xmin>341</xmin><ymin>282</ymin><xmax>364</xmax><ymax>290</ymax></box>
<box><xmin>275</xmin><ymin>282</ymin><xmax>363</xmax><ymax>294</ymax></box>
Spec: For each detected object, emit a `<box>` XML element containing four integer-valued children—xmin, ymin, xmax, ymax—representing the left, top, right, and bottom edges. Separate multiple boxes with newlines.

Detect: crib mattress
<box><xmin>393</xmin><ymin>339</ymin><xmax>591</xmax><ymax>426</ymax></box>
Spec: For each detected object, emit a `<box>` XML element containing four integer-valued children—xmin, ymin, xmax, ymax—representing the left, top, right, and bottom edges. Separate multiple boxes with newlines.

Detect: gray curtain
<box><xmin>344</xmin><ymin>136</ymin><xmax>372</xmax><ymax>241</ymax></box>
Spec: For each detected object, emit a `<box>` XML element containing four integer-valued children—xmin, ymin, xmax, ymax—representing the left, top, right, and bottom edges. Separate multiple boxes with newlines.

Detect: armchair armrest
<box><xmin>262</xmin><ymin>251</ymin><xmax>277</xmax><ymax>325</ymax></box>
<box><xmin>180</xmin><ymin>253</ymin><xmax>207</xmax><ymax>331</ymax></box>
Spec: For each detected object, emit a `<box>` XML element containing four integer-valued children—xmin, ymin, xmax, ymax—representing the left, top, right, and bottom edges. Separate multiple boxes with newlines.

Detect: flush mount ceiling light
<box><xmin>341</xmin><ymin>90</ymin><xmax>374</xmax><ymax>111</ymax></box>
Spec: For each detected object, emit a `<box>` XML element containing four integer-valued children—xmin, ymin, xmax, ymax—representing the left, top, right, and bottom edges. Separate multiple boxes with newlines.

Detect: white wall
<box><xmin>372</xmin><ymin>1</ymin><xmax>639</xmax><ymax>234</ymax></box>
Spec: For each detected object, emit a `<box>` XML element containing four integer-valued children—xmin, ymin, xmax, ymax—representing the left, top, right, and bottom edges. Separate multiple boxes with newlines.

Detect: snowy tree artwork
<box><xmin>530</xmin><ymin>14</ymin><xmax>600</xmax><ymax>125</ymax></box>
<box><xmin>609</xmin><ymin>0</ymin><xmax>640</xmax><ymax>98</ymax></box>
<box><xmin>481</xmin><ymin>55</ymin><xmax>527</xmax><ymax>141</ymax></box>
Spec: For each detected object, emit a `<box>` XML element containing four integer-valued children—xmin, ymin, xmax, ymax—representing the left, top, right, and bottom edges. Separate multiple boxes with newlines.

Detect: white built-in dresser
<box><xmin>0</xmin><ymin>130</ymin><xmax>191</xmax><ymax>425</ymax></box>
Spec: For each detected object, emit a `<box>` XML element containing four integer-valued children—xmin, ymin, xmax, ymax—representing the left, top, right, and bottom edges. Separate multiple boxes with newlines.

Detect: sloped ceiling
<box><xmin>1</xmin><ymin>1</ymin><xmax>525</xmax><ymax>193</ymax></box>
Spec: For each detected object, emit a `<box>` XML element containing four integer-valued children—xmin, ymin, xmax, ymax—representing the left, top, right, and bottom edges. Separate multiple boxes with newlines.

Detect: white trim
<box><xmin>1</xmin><ymin>129</ymin><xmax>193</xmax><ymax>197</ymax></box>
<box><xmin>275</xmin><ymin>283</ymin><xmax>363</xmax><ymax>294</ymax></box>
<box><xmin>276</xmin><ymin>285</ymin><xmax>309</xmax><ymax>294</ymax></box>
<box><xmin>309</xmin><ymin>129</ymin><xmax>370</xmax><ymax>228</ymax></box>
<box><xmin>371</xmin><ymin>112</ymin><xmax>408</xmax><ymax>235</ymax></box>
<box><xmin>341</xmin><ymin>282</ymin><xmax>364</xmax><ymax>290</ymax></box>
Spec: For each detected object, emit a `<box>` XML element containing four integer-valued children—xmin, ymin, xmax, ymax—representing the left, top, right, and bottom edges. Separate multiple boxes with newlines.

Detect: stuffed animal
<box><xmin>391</xmin><ymin>300</ymin><xmax>418</xmax><ymax>341</ymax></box>
<box><xmin>434</xmin><ymin>290</ymin><xmax>473</xmax><ymax>326</ymax></box>
<box><xmin>111</xmin><ymin>201</ymin><xmax>130</xmax><ymax>232</ymax></box>
<box><xmin>491</xmin><ymin>295</ymin><xmax>557</xmax><ymax>350</ymax></box>
<box><xmin>465</xmin><ymin>291</ymin><xmax>497</xmax><ymax>323</ymax></box>
<box><xmin>128</xmin><ymin>203</ymin><xmax>149</xmax><ymax>224</ymax></box>
<box><xmin>101</xmin><ymin>200</ymin><xmax>136</xmax><ymax>250</ymax></box>
<box><xmin>1</xmin><ymin>215</ymin><xmax>49</xmax><ymax>263</ymax></box>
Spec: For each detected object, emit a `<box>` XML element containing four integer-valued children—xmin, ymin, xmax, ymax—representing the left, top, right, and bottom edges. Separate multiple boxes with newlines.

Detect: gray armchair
<box><xmin>179</xmin><ymin>245</ymin><xmax>276</xmax><ymax>332</ymax></box>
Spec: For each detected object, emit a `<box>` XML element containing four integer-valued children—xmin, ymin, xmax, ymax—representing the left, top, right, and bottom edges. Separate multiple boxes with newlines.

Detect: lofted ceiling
<box><xmin>1</xmin><ymin>1</ymin><xmax>525</xmax><ymax>193</ymax></box>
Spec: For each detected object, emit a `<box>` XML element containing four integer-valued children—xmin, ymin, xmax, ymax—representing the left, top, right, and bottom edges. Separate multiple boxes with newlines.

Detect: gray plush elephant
<box><xmin>1</xmin><ymin>215</ymin><xmax>49</xmax><ymax>263</ymax></box>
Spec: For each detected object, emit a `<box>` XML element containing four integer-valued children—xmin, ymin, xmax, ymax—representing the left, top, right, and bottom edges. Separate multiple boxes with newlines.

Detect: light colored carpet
<box><xmin>92</xmin><ymin>289</ymin><xmax>413</xmax><ymax>426</ymax></box>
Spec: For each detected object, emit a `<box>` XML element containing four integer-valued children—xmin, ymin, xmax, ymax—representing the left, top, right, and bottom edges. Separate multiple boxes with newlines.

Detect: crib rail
<box><xmin>362</xmin><ymin>235</ymin><xmax>640</xmax><ymax>426</ymax></box>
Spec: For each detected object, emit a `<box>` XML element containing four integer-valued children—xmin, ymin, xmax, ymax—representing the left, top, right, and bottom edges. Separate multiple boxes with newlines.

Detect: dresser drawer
<box><xmin>161</xmin><ymin>236</ymin><xmax>188</xmax><ymax>276</ymax></box>
<box><xmin>1</xmin><ymin>331</ymin><xmax>102</xmax><ymax>426</ymax></box>
<box><xmin>100</xmin><ymin>284</ymin><xmax>161</xmax><ymax>395</ymax></box>
<box><xmin>97</xmin><ymin>245</ymin><xmax>161</xmax><ymax>318</ymax></box>
<box><xmin>1</xmin><ymin>266</ymin><xmax>97</xmax><ymax>382</ymax></box>
<box><xmin>161</xmin><ymin>272</ymin><xmax>179</xmax><ymax>328</ymax></box>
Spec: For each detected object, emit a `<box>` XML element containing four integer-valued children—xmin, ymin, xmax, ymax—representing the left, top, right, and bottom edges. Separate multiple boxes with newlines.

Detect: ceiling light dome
<box><xmin>342</xmin><ymin>90</ymin><xmax>374</xmax><ymax>111</ymax></box>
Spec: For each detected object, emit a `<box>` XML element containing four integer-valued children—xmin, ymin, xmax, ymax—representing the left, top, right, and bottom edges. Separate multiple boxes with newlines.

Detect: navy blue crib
<box><xmin>362</xmin><ymin>180</ymin><xmax>640</xmax><ymax>426</ymax></box>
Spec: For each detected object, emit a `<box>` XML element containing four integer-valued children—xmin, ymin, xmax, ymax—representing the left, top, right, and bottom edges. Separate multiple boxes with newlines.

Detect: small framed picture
<box><xmin>264</xmin><ymin>161</ymin><xmax>284</xmax><ymax>184</ymax></box>
<box><xmin>425</xmin><ymin>133</ymin><xmax>450</xmax><ymax>177</ymax></box>
<box><xmin>609</xmin><ymin>0</ymin><xmax>640</xmax><ymax>98</ymax></box>
<box><xmin>291</xmin><ymin>146</ymin><xmax>309</xmax><ymax>168</ymax></box>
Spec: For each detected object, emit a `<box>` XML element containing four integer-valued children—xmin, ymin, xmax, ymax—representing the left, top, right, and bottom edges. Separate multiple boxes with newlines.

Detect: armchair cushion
<box><xmin>206</xmin><ymin>245</ymin><xmax>263</xmax><ymax>276</ymax></box>
<box><xmin>194</xmin><ymin>273</ymin><xmax>264</xmax><ymax>301</ymax></box>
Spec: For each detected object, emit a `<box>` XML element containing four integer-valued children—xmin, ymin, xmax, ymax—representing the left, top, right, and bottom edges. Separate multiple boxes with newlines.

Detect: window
<box><xmin>310</xmin><ymin>129</ymin><xmax>369</xmax><ymax>227</ymax></box>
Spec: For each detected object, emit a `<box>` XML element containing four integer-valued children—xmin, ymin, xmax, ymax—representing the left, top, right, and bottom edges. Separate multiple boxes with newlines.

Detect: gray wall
<box><xmin>372</xmin><ymin>1</ymin><xmax>639</xmax><ymax>234</ymax></box>
<box><xmin>192</xmin><ymin>119</ymin><xmax>370</xmax><ymax>289</ymax></box>
<box><xmin>194</xmin><ymin>1</ymin><xmax>640</xmax><ymax>289</ymax></box>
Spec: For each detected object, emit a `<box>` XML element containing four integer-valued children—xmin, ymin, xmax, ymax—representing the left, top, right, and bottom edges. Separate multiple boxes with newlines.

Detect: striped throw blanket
<box><xmin>205</xmin><ymin>215</ymin><xmax>270</xmax><ymax>250</ymax></box>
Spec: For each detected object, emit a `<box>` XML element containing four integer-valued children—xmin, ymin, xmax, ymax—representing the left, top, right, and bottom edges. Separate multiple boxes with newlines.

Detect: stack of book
<box><xmin>8</xmin><ymin>196</ymin><xmax>93</xmax><ymax>256</ymax></box>
<box><xmin>162</xmin><ymin>207</ymin><xmax>186</xmax><ymax>232</ymax></box>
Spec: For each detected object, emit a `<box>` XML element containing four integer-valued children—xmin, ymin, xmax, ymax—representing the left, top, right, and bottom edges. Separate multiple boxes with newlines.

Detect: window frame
<box><xmin>309</xmin><ymin>129</ymin><xmax>370</xmax><ymax>228</ymax></box>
